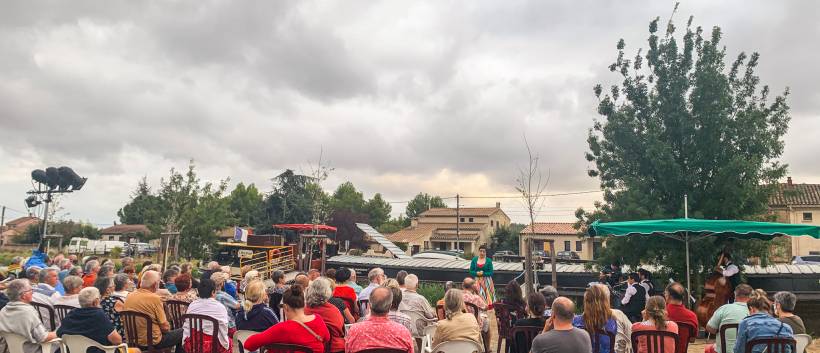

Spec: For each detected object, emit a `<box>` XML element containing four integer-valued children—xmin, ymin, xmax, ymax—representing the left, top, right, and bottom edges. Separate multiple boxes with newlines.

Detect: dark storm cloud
<box><xmin>0</xmin><ymin>0</ymin><xmax>818</xmax><ymax>223</ymax></box>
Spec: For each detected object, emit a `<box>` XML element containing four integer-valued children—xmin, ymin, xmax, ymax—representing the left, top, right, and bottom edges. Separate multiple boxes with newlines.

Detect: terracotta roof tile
<box><xmin>386</xmin><ymin>223</ymin><xmax>487</xmax><ymax>243</ymax></box>
<box><xmin>5</xmin><ymin>216</ymin><xmax>40</xmax><ymax>228</ymax></box>
<box><xmin>520</xmin><ymin>222</ymin><xmax>580</xmax><ymax>235</ymax></box>
<box><xmin>769</xmin><ymin>183</ymin><xmax>820</xmax><ymax>206</ymax></box>
<box><xmin>100</xmin><ymin>224</ymin><xmax>151</xmax><ymax>235</ymax></box>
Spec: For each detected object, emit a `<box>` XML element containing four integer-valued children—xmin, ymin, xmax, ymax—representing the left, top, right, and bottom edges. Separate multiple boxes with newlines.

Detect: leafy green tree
<box><xmin>331</xmin><ymin>182</ymin><xmax>365</xmax><ymax>213</ymax></box>
<box><xmin>405</xmin><ymin>193</ymin><xmax>447</xmax><ymax>221</ymax></box>
<box><xmin>118</xmin><ymin>177</ymin><xmax>166</xmax><ymax>235</ymax></box>
<box><xmin>228</xmin><ymin>182</ymin><xmax>265</xmax><ymax>227</ymax></box>
<box><xmin>578</xmin><ymin>11</ymin><xmax>790</xmax><ymax>289</ymax></box>
<box><xmin>490</xmin><ymin>223</ymin><xmax>526</xmax><ymax>253</ymax></box>
<box><xmin>377</xmin><ymin>216</ymin><xmax>406</xmax><ymax>234</ymax></box>
<box><xmin>365</xmin><ymin>193</ymin><xmax>392</xmax><ymax>228</ymax></box>
<box><xmin>20</xmin><ymin>221</ymin><xmax>100</xmax><ymax>244</ymax></box>
<box><xmin>258</xmin><ymin>170</ymin><xmax>315</xmax><ymax>234</ymax></box>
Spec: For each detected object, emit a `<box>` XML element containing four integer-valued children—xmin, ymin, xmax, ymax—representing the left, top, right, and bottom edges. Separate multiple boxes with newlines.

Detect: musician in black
<box><xmin>638</xmin><ymin>268</ymin><xmax>655</xmax><ymax>296</ymax></box>
<box><xmin>620</xmin><ymin>272</ymin><xmax>646</xmax><ymax>323</ymax></box>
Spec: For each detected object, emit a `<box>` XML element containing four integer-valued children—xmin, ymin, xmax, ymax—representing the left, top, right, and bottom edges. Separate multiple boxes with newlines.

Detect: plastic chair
<box><xmin>431</xmin><ymin>339</ymin><xmax>483</xmax><ymax>353</ymax></box>
<box><xmin>54</xmin><ymin>304</ymin><xmax>75</xmax><ymax>322</ymax></box>
<box><xmin>420</xmin><ymin>324</ymin><xmax>438</xmax><ymax>353</ymax></box>
<box><xmin>631</xmin><ymin>330</ymin><xmax>679</xmax><ymax>353</ymax></box>
<box><xmin>181</xmin><ymin>313</ymin><xmax>222</xmax><ymax>353</ymax></box>
<box><xmin>261</xmin><ymin>344</ymin><xmax>313</xmax><ymax>353</ymax></box>
<box><xmin>719</xmin><ymin>323</ymin><xmax>739</xmax><ymax>353</ymax></box>
<box><xmin>591</xmin><ymin>330</ymin><xmax>616</xmax><ymax>353</ymax></box>
<box><xmin>30</xmin><ymin>301</ymin><xmax>57</xmax><ymax>330</ymax></box>
<box><xmin>492</xmin><ymin>302</ymin><xmax>515</xmax><ymax>353</ymax></box>
<box><xmin>358</xmin><ymin>299</ymin><xmax>370</xmax><ymax>317</ymax></box>
<box><xmin>743</xmin><ymin>337</ymin><xmax>795</xmax><ymax>353</ymax></box>
<box><xmin>233</xmin><ymin>330</ymin><xmax>256</xmax><ymax>353</ymax></box>
<box><xmin>402</xmin><ymin>309</ymin><xmax>437</xmax><ymax>338</ymax></box>
<box><xmin>120</xmin><ymin>310</ymin><xmax>172</xmax><ymax>353</ymax></box>
<box><xmin>61</xmin><ymin>334</ymin><xmax>128</xmax><ymax>353</ymax></box>
<box><xmin>164</xmin><ymin>300</ymin><xmax>190</xmax><ymax>330</ymax></box>
<box><xmin>509</xmin><ymin>326</ymin><xmax>541</xmax><ymax>353</ymax></box>
<box><xmin>672</xmin><ymin>321</ymin><xmax>696</xmax><ymax>353</ymax></box>
<box><xmin>0</xmin><ymin>331</ymin><xmax>61</xmax><ymax>353</ymax></box>
<box><xmin>795</xmin><ymin>334</ymin><xmax>811</xmax><ymax>353</ymax></box>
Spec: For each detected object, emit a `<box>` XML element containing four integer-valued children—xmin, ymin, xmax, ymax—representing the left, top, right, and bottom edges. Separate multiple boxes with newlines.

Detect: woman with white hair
<box><xmin>211</xmin><ymin>272</ymin><xmax>240</xmax><ymax>334</ymax></box>
<box><xmin>432</xmin><ymin>289</ymin><xmax>481</xmax><ymax>348</ymax></box>
<box><xmin>305</xmin><ymin>278</ymin><xmax>345</xmax><ymax>353</ymax></box>
<box><xmin>240</xmin><ymin>270</ymin><xmax>260</xmax><ymax>294</ymax></box>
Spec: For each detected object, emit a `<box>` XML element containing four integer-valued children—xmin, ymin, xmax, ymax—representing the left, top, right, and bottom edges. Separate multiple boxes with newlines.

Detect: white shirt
<box><xmin>639</xmin><ymin>280</ymin><xmax>652</xmax><ymax>299</ymax></box>
<box><xmin>723</xmin><ymin>263</ymin><xmax>739</xmax><ymax>277</ymax></box>
<box><xmin>358</xmin><ymin>283</ymin><xmax>379</xmax><ymax>301</ymax></box>
<box><xmin>53</xmin><ymin>295</ymin><xmax>80</xmax><ymax>308</ymax></box>
<box><xmin>621</xmin><ymin>284</ymin><xmax>637</xmax><ymax>305</ymax></box>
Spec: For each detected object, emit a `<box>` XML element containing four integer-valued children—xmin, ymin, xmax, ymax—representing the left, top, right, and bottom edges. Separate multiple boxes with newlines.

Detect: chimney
<box><xmin>787</xmin><ymin>176</ymin><xmax>793</xmax><ymax>187</ymax></box>
<box><xmin>495</xmin><ymin>202</ymin><xmax>501</xmax><ymax>208</ymax></box>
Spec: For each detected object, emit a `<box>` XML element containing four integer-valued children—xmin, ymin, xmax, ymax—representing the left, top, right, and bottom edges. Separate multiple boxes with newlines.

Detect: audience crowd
<box><xmin>0</xmin><ymin>253</ymin><xmax>810</xmax><ymax>353</ymax></box>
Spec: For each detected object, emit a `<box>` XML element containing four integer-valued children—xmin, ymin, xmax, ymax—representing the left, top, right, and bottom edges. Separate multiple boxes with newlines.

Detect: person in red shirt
<box><xmin>331</xmin><ymin>268</ymin><xmax>359</xmax><ymax>317</ymax></box>
<box><xmin>664</xmin><ymin>282</ymin><xmax>698</xmax><ymax>353</ymax></box>
<box><xmin>82</xmin><ymin>260</ymin><xmax>100</xmax><ymax>288</ymax></box>
<box><xmin>243</xmin><ymin>284</ymin><xmax>330</xmax><ymax>353</ymax></box>
<box><xmin>305</xmin><ymin>278</ymin><xmax>345</xmax><ymax>353</ymax></box>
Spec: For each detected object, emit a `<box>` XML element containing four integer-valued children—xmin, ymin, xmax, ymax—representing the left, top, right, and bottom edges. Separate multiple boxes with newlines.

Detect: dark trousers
<box><xmin>155</xmin><ymin>328</ymin><xmax>184</xmax><ymax>353</ymax></box>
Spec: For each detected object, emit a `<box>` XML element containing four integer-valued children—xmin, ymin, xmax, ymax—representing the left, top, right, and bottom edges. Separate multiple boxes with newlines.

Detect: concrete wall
<box><xmin>772</xmin><ymin>206</ymin><xmax>820</xmax><ymax>256</ymax></box>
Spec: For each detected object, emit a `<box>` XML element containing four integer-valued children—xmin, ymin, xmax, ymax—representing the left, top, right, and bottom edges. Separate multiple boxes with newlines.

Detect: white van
<box><xmin>67</xmin><ymin>237</ymin><xmax>128</xmax><ymax>255</ymax></box>
<box><xmin>91</xmin><ymin>240</ymin><xmax>129</xmax><ymax>255</ymax></box>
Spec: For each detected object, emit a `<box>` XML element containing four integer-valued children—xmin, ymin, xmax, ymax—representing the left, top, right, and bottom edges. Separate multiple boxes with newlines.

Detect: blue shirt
<box><xmin>734</xmin><ymin>313</ymin><xmax>793</xmax><ymax>353</ymax></box>
<box><xmin>572</xmin><ymin>315</ymin><xmax>617</xmax><ymax>353</ymax></box>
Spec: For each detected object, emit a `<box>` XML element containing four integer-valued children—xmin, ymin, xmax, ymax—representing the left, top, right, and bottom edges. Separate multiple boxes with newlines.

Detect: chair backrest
<box><xmin>673</xmin><ymin>321</ymin><xmax>696</xmax><ymax>353</ymax></box>
<box><xmin>719</xmin><ymin>323</ymin><xmax>739</xmax><ymax>353</ymax></box>
<box><xmin>0</xmin><ymin>331</ymin><xmax>28</xmax><ymax>353</ymax></box>
<box><xmin>164</xmin><ymin>300</ymin><xmax>190</xmax><ymax>330</ymax></box>
<box><xmin>492</xmin><ymin>302</ymin><xmax>515</xmax><ymax>339</ymax></box>
<box><xmin>54</xmin><ymin>304</ymin><xmax>75</xmax><ymax>322</ymax></box>
<box><xmin>509</xmin><ymin>326</ymin><xmax>541</xmax><ymax>353</ymax></box>
<box><xmin>431</xmin><ymin>339</ymin><xmax>483</xmax><ymax>353</ymax></box>
<box><xmin>120</xmin><ymin>310</ymin><xmax>157</xmax><ymax>350</ymax></box>
<box><xmin>356</xmin><ymin>349</ymin><xmax>407</xmax><ymax>353</ymax></box>
<box><xmin>590</xmin><ymin>330</ymin><xmax>616</xmax><ymax>353</ymax></box>
<box><xmin>261</xmin><ymin>343</ymin><xmax>314</xmax><ymax>353</ymax></box>
<box><xmin>794</xmin><ymin>334</ymin><xmax>811</xmax><ymax>353</ymax></box>
<box><xmin>182</xmin><ymin>313</ymin><xmax>221</xmax><ymax>353</ymax></box>
<box><xmin>62</xmin><ymin>334</ymin><xmax>126</xmax><ymax>353</ymax></box>
<box><xmin>30</xmin><ymin>301</ymin><xmax>56</xmax><ymax>330</ymax></box>
<box><xmin>233</xmin><ymin>330</ymin><xmax>256</xmax><ymax>353</ymax></box>
<box><xmin>744</xmin><ymin>337</ymin><xmax>795</xmax><ymax>353</ymax></box>
<box><xmin>464</xmin><ymin>302</ymin><xmax>480</xmax><ymax>322</ymax></box>
<box><xmin>435</xmin><ymin>304</ymin><xmax>445</xmax><ymax>320</ymax></box>
<box><xmin>358</xmin><ymin>299</ymin><xmax>370</xmax><ymax>317</ymax></box>
<box><xmin>631</xmin><ymin>330</ymin><xmax>679</xmax><ymax>353</ymax></box>
<box><xmin>402</xmin><ymin>309</ymin><xmax>434</xmax><ymax>337</ymax></box>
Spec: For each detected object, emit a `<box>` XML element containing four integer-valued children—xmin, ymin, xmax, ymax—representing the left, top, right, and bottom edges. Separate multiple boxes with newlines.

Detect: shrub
<box><xmin>417</xmin><ymin>281</ymin><xmax>445</xmax><ymax>306</ymax></box>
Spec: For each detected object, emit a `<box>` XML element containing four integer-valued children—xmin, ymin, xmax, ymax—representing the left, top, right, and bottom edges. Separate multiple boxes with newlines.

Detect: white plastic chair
<box><xmin>795</xmin><ymin>333</ymin><xmax>811</xmax><ymax>353</ymax></box>
<box><xmin>431</xmin><ymin>339</ymin><xmax>482</xmax><ymax>353</ymax></box>
<box><xmin>420</xmin><ymin>324</ymin><xmax>438</xmax><ymax>353</ymax></box>
<box><xmin>61</xmin><ymin>334</ymin><xmax>128</xmax><ymax>353</ymax></box>
<box><xmin>233</xmin><ymin>329</ymin><xmax>256</xmax><ymax>353</ymax></box>
<box><xmin>0</xmin><ymin>331</ymin><xmax>61</xmax><ymax>353</ymax></box>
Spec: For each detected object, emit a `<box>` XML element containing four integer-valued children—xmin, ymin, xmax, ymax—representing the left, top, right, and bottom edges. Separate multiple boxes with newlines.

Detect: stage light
<box><xmin>31</xmin><ymin>169</ymin><xmax>48</xmax><ymax>186</ymax></box>
<box><xmin>58</xmin><ymin>167</ymin><xmax>88</xmax><ymax>190</ymax></box>
<box><xmin>45</xmin><ymin>167</ymin><xmax>59</xmax><ymax>190</ymax></box>
<box><xmin>25</xmin><ymin>195</ymin><xmax>41</xmax><ymax>208</ymax></box>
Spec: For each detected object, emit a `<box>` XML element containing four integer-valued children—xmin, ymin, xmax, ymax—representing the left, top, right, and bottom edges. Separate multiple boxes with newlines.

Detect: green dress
<box><xmin>470</xmin><ymin>256</ymin><xmax>495</xmax><ymax>305</ymax></box>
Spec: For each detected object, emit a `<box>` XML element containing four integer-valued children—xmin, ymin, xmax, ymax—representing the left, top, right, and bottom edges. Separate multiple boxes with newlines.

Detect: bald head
<box><xmin>369</xmin><ymin>286</ymin><xmax>392</xmax><ymax>316</ymax></box>
<box><xmin>140</xmin><ymin>270</ymin><xmax>160</xmax><ymax>291</ymax></box>
<box><xmin>462</xmin><ymin>277</ymin><xmax>475</xmax><ymax>292</ymax></box>
<box><xmin>551</xmin><ymin>297</ymin><xmax>576</xmax><ymax>323</ymax></box>
<box><xmin>208</xmin><ymin>261</ymin><xmax>221</xmax><ymax>270</ymax></box>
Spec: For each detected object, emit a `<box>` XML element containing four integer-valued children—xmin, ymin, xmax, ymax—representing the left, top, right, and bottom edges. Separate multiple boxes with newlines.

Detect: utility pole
<box><xmin>455</xmin><ymin>194</ymin><xmax>460</xmax><ymax>251</ymax></box>
<box><xmin>1</xmin><ymin>206</ymin><xmax>6</xmax><ymax>247</ymax></box>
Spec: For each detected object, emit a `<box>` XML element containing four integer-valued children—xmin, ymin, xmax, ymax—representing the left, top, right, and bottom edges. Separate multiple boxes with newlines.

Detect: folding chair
<box><xmin>164</xmin><ymin>299</ymin><xmax>189</xmax><ymax>330</ymax></box>
<box><xmin>181</xmin><ymin>313</ymin><xmax>222</xmax><ymax>353</ymax></box>
<box><xmin>431</xmin><ymin>339</ymin><xmax>482</xmax><ymax>353</ymax></box>
<box><xmin>631</xmin><ymin>330</ymin><xmax>679</xmax><ymax>353</ymax></box>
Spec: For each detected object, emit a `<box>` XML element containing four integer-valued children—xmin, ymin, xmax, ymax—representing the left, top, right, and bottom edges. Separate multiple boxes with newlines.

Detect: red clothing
<box><xmin>82</xmin><ymin>273</ymin><xmax>97</xmax><ymax>288</ymax></box>
<box><xmin>332</xmin><ymin>286</ymin><xmax>357</xmax><ymax>311</ymax></box>
<box><xmin>632</xmin><ymin>321</ymin><xmax>678</xmax><ymax>353</ymax></box>
<box><xmin>184</xmin><ymin>329</ymin><xmax>232</xmax><ymax>353</ymax></box>
<box><xmin>345</xmin><ymin>316</ymin><xmax>413</xmax><ymax>353</ymax></box>
<box><xmin>666</xmin><ymin>303</ymin><xmax>698</xmax><ymax>353</ymax></box>
<box><xmin>243</xmin><ymin>316</ymin><xmax>330</xmax><ymax>353</ymax></box>
<box><xmin>305</xmin><ymin>303</ymin><xmax>345</xmax><ymax>353</ymax></box>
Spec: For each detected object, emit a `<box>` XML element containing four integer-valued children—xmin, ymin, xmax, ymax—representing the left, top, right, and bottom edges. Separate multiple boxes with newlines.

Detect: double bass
<box><xmin>695</xmin><ymin>252</ymin><xmax>733</xmax><ymax>327</ymax></box>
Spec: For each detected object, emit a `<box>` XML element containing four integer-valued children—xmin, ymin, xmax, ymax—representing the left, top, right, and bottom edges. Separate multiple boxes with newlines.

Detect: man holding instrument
<box><xmin>715</xmin><ymin>252</ymin><xmax>741</xmax><ymax>300</ymax></box>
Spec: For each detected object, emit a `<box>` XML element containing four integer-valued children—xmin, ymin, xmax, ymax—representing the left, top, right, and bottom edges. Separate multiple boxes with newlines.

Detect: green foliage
<box><xmin>118</xmin><ymin>177</ymin><xmax>167</xmax><ymax>237</ymax></box>
<box><xmin>229</xmin><ymin>183</ymin><xmax>265</xmax><ymax>227</ymax></box>
<box><xmin>257</xmin><ymin>170</ymin><xmax>316</xmax><ymax>234</ymax></box>
<box><xmin>579</xmin><ymin>11</ymin><xmax>791</xmax><ymax>290</ymax></box>
<box><xmin>416</xmin><ymin>282</ymin><xmax>445</xmax><ymax>306</ymax></box>
<box><xmin>377</xmin><ymin>216</ymin><xmax>406</xmax><ymax>234</ymax></box>
<box><xmin>332</xmin><ymin>182</ymin><xmax>366</xmax><ymax>213</ymax></box>
<box><xmin>364</xmin><ymin>193</ymin><xmax>392</xmax><ymax>228</ymax></box>
<box><xmin>405</xmin><ymin>193</ymin><xmax>447</xmax><ymax>222</ymax></box>
<box><xmin>490</xmin><ymin>223</ymin><xmax>526</xmax><ymax>253</ymax></box>
<box><xmin>19</xmin><ymin>221</ymin><xmax>100</xmax><ymax>244</ymax></box>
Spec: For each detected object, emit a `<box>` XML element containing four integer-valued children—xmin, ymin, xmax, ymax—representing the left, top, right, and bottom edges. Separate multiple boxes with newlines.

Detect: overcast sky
<box><xmin>1</xmin><ymin>1</ymin><xmax>818</xmax><ymax>226</ymax></box>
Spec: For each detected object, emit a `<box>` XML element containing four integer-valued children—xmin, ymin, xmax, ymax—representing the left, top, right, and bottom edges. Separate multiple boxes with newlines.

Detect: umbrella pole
<box><xmin>685</xmin><ymin>233</ymin><xmax>691</xmax><ymax>308</ymax></box>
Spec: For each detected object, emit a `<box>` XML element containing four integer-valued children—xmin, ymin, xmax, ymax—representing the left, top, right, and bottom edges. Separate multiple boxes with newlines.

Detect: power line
<box><xmin>385</xmin><ymin>190</ymin><xmax>602</xmax><ymax>204</ymax></box>
<box><xmin>0</xmin><ymin>205</ymin><xmax>29</xmax><ymax>215</ymax></box>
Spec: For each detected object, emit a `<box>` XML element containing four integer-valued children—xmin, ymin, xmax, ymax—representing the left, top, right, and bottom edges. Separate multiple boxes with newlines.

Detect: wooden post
<box><xmin>549</xmin><ymin>239</ymin><xmax>557</xmax><ymax>287</ymax></box>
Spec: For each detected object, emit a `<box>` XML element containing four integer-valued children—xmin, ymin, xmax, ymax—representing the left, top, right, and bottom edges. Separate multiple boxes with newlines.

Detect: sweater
<box><xmin>469</xmin><ymin>257</ymin><xmax>494</xmax><ymax>277</ymax></box>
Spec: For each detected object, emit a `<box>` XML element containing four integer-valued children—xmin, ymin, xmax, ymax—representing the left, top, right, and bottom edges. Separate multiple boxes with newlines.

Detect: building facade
<box><xmin>99</xmin><ymin>224</ymin><xmax>151</xmax><ymax>243</ymax></box>
<box><xmin>769</xmin><ymin>178</ymin><xmax>820</xmax><ymax>256</ymax></box>
<box><xmin>0</xmin><ymin>216</ymin><xmax>41</xmax><ymax>246</ymax></box>
<box><xmin>387</xmin><ymin>203</ymin><xmax>511</xmax><ymax>255</ymax></box>
<box><xmin>519</xmin><ymin>222</ymin><xmax>596</xmax><ymax>260</ymax></box>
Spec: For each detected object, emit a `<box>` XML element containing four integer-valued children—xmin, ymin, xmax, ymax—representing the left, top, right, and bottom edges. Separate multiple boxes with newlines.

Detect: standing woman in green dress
<box><xmin>470</xmin><ymin>244</ymin><xmax>495</xmax><ymax>307</ymax></box>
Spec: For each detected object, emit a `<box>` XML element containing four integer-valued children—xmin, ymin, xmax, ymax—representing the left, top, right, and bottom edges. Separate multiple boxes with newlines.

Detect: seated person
<box><xmin>346</xmin><ymin>287</ymin><xmax>413</xmax><ymax>353</ymax></box>
<box><xmin>432</xmin><ymin>289</ymin><xmax>481</xmax><ymax>348</ymax></box>
<box><xmin>55</xmin><ymin>275</ymin><xmax>83</xmax><ymax>308</ymax></box>
<box><xmin>574</xmin><ymin>285</ymin><xmax>617</xmax><ymax>353</ymax></box>
<box><xmin>57</xmin><ymin>287</ymin><xmax>123</xmax><ymax>353</ymax></box>
<box><xmin>705</xmin><ymin>284</ymin><xmax>752</xmax><ymax>353</ymax></box>
<box><xmin>734</xmin><ymin>290</ymin><xmax>794</xmax><ymax>353</ymax></box>
<box><xmin>123</xmin><ymin>270</ymin><xmax>183</xmax><ymax>353</ymax></box>
<box><xmin>331</xmin><ymin>267</ymin><xmax>358</xmax><ymax>316</ymax></box>
<box><xmin>183</xmin><ymin>279</ymin><xmax>232</xmax><ymax>353</ymax></box>
<box><xmin>244</xmin><ymin>284</ymin><xmax>330</xmax><ymax>353</ymax></box>
<box><xmin>773</xmin><ymin>291</ymin><xmax>806</xmax><ymax>335</ymax></box>
<box><xmin>236</xmin><ymin>280</ymin><xmax>279</xmax><ymax>331</ymax></box>
<box><xmin>386</xmin><ymin>286</ymin><xmax>414</xmax><ymax>334</ymax></box>
<box><xmin>0</xmin><ymin>279</ymin><xmax>57</xmax><ymax>353</ymax></box>
<box><xmin>665</xmin><ymin>282</ymin><xmax>698</xmax><ymax>353</ymax></box>
<box><xmin>304</xmin><ymin>278</ymin><xmax>345</xmax><ymax>353</ymax></box>
<box><xmin>632</xmin><ymin>296</ymin><xmax>678</xmax><ymax>353</ymax></box>
<box><xmin>531</xmin><ymin>297</ymin><xmax>592</xmax><ymax>353</ymax></box>
<box><xmin>515</xmin><ymin>291</ymin><xmax>547</xmax><ymax>327</ymax></box>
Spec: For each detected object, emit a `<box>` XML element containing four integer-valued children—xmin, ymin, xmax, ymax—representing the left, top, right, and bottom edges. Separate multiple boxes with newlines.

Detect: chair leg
<box><xmin>496</xmin><ymin>337</ymin><xmax>502</xmax><ymax>353</ymax></box>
